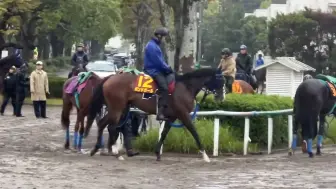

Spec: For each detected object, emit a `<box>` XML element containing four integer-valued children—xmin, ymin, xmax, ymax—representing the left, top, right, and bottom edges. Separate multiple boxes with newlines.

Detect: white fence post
<box><xmin>288</xmin><ymin>115</ymin><xmax>293</xmax><ymax>149</ymax></box>
<box><xmin>213</xmin><ymin>118</ymin><xmax>220</xmax><ymax>156</ymax></box>
<box><xmin>243</xmin><ymin>117</ymin><xmax>250</xmax><ymax>155</ymax></box>
<box><xmin>158</xmin><ymin>121</ymin><xmax>165</xmax><ymax>155</ymax></box>
<box><xmin>267</xmin><ymin>117</ymin><xmax>273</xmax><ymax>154</ymax></box>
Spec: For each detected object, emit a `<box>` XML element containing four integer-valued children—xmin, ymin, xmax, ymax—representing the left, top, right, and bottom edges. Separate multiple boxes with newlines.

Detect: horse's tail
<box><xmin>84</xmin><ymin>76</ymin><xmax>110</xmax><ymax>138</ymax></box>
<box><xmin>61</xmin><ymin>80</ymin><xmax>73</xmax><ymax>130</ymax></box>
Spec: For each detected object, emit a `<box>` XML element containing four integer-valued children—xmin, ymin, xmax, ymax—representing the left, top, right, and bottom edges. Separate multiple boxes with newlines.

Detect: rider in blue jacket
<box><xmin>143</xmin><ymin>27</ymin><xmax>172</xmax><ymax>121</ymax></box>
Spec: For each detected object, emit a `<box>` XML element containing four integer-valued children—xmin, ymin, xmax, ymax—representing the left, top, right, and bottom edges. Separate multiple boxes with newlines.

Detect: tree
<box><xmin>268</xmin><ymin>9</ymin><xmax>336</xmax><ymax>73</ymax></box>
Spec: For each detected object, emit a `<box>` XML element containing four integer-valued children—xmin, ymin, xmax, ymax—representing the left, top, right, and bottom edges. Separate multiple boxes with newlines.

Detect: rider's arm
<box><xmin>247</xmin><ymin>55</ymin><xmax>253</xmax><ymax>74</ymax></box>
<box><xmin>150</xmin><ymin>45</ymin><xmax>171</xmax><ymax>73</ymax></box>
<box><xmin>83</xmin><ymin>54</ymin><xmax>89</xmax><ymax>64</ymax></box>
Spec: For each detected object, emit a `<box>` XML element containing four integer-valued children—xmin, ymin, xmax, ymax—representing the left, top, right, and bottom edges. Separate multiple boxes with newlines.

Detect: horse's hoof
<box><xmin>316</xmin><ymin>147</ymin><xmax>322</xmax><ymax>156</ymax></box>
<box><xmin>288</xmin><ymin>148</ymin><xmax>294</xmax><ymax>156</ymax></box>
<box><xmin>117</xmin><ymin>156</ymin><xmax>125</xmax><ymax>161</ymax></box>
<box><xmin>64</xmin><ymin>143</ymin><xmax>70</xmax><ymax>150</ymax></box>
<box><xmin>90</xmin><ymin>149</ymin><xmax>97</xmax><ymax>156</ymax></box>
<box><xmin>77</xmin><ymin>149</ymin><xmax>85</xmax><ymax>154</ymax></box>
<box><xmin>308</xmin><ymin>152</ymin><xmax>314</xmax><ymax>158</ymax></box>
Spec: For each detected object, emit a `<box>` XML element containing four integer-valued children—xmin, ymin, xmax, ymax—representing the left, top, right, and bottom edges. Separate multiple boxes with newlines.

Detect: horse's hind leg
<box><xmin>73</xmin><ymin>114</ymin><xmax>80</xmax><ymax>150</ymax></box>
<box><xmin>302</xmin><ymin>116</ymin><xmax>316</xmax><ymax>158</ymax></box>
<box><xmin>155</xmin><ymin>121</ymin><xmax>171</xmax><ymax>161</ymax></box>
<box><xmin>61</xmin><ymin>96</ymin><xmax>72</xmax><ymax>150</ymax></box>
<box><xmin>316</xmin><ymin>115</ymin><xmax>325</xmax><ymax>156</ymax></box>
<box><xmin>289</xmin><ymin>115</ymin><xmax>299</xmax><ymax>156</ymax></box>
<box><xmin>90</xmin><ymin>115</ymin><xmax>109</xmax><ymax>156</ymax></box>
<box><xmin>77</xmin><ymin>113</ymin><xmax>85</xmax><ymax>153</ymax></box>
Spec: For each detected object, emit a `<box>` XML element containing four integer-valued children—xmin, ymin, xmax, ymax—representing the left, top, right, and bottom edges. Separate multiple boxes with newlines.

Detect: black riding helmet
<box><xmin>221</xmin><ymin>48</ymin><xmax>232</xmax><ymax>56</ymax></box>
<box><xmin>154</xmin><ymin>27</ymin><xmax>169</xmax><ymax>37</ymax></box>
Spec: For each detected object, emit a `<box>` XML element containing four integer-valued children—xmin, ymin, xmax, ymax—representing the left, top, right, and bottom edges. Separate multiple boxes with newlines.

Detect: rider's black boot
<box><xmin>156</xmin><ymin>94</ymin><xmax>169</xmax><ymax>121</ymax></box>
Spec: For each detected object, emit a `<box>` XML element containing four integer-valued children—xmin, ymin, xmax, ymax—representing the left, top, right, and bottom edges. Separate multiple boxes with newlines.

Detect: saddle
<box><xmin>316</xmin><ymin>74</ymin><xmax>336</xmax><ymax>98</ymax></box>
<box><xmin>65</xmin><ymin>71</ymin><xmax>93</xmax><ymax>107</ymax></box>
<box><xmin>122</xmin><ymin>68</ymin><xmax>175</xmax><ymax>99</ymax></box>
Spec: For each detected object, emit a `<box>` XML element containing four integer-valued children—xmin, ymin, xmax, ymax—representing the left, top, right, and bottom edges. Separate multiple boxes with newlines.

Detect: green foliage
<box><xmin>29</xmin><ymin>56</ymin><xmax>71</xmax><ymax>73</ymax></box>
<box><xmin>134</xmin><ymin>94</ymin><xmax>292</xmax><ymax>154</ymax></box>
<box><xmin>259</xmin><ymin>0</ymin><xmax>271</xmax><ymax>8</ymax></box>
<box><xmin>198</xmin><ymin>94</ymin><xmax>293</xmax><ymax>147</ymax></box>
<box><xmin>202</xmin><ymin>1</ymin><xmax>268</xmax><ymax>67</ymax></box>
<box><xmin>134</xmin><ymin>119</ymin><xmax>258</xmax><ymax>154</ymax></box>
<box><xmin>48</xmin><ymin>76</ymin><xmax>66</xmax><ymax>98</ymax></box>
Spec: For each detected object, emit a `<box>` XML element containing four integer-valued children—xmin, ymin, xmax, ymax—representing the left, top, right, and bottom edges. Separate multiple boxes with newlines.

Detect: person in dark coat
<box><xmin>143</xmin><ymin>27</ymin><xmax>173</xmax><ymax>121</ymax></box>
<box><xmin>0</xmin><ymin>66</ymin><xmax>17</xmax><ymax>116</ymax></box>
<box><xmin>15</xmin><ymin>64</ymin><xmax>29</xmax><ymax>117</ymax></box>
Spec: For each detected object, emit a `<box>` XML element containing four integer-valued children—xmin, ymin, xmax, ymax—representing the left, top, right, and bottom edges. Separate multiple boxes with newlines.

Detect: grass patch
<box><xmin>133</xmin><ymin>119</ymin><xmax>259</xmax><ymax>155</ymax></box>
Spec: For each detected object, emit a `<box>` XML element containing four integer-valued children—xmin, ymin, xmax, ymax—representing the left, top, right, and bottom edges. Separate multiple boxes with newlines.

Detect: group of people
<box><xmin>142</xmin><ymin>27</ymin><xmax>260</xmax><ymax>120</ymax></box>
<box><xmin>217</xmin><ymin>45</ymin><xmax>256</xmax><ymax>93</ymax></box>
<box><xmin>1</xmin><ymin>61</ymin><xmax>49</xmax><ymax>119</ymax></box>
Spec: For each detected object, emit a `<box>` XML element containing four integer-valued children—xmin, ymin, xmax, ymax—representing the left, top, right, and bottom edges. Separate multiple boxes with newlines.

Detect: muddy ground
<box><xmin>1</xmin><ymin>105</ymin><xmax>336</xmax><ymax>189</ymax></box>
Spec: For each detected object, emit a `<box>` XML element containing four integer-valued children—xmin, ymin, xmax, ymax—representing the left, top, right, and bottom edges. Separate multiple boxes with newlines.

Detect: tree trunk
<box><xmin>179</xmin><ymin>1</ymin><xmax>198</xmax><ymax>74</ymax></box>
<box><xmin>64</xmin><ymin>46</ymin><xmax>72</xmax><ymax>56</ymax></box>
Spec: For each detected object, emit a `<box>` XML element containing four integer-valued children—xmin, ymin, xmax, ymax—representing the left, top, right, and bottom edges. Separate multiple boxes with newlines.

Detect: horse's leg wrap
<box><xmin>307</xmin><ymin>138</ymin><xmax>313</xmax><ymax>158</ymax></box>
<box><xmin>73</xmin><ymin>132</ymin><xmax>78</xmax><ymax>149</ymax></box>
<box><xmin>292</xmin><ymin>134</ymin><xmax>297</xmax><ymax>150</ymax></box>
<box><xmin>316</xmin><ymin>135</ymin><xmax>323</xmax><ymax>155</ymax></box>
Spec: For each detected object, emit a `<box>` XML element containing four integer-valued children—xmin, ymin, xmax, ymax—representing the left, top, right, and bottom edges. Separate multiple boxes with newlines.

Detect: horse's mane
<box><xmin>176</xmin><ymin>68</ymin><xmax>217</xmax><ymax>81</ymax></box>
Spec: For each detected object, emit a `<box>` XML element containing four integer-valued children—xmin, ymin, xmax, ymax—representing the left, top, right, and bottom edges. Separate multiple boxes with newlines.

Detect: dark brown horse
<box><xmin>84</xmin><ymin>68</ymin><xmax>224</xmax><ymax>162</ymax></box>
<box><xmin>61</xmin><ymin>72</ymin><xmax>103</xmax><ymax>152</ymax></box>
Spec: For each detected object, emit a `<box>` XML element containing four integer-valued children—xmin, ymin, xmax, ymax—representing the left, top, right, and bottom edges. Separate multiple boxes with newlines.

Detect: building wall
<box><xmin>245</xmin><ymin>0</ymin><xmax>336</xmax><ymax>19</ymax></box>
<box><xmin>266</xmin><ymin>63</ymin><xmax>292</xmax><ymax>96</ymax></box>
<box><xmin>267</xmin><ymin>4</ymin><xmax>287</xmax><ymax>21</ymax></box>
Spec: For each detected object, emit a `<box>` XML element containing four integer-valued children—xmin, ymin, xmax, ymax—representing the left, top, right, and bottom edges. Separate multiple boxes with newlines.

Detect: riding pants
<box><xmin>224</xmin><ymin>76</ymin><xmax>234</xmax><ymax>93</ymax></box>
<box><xmin>153</xmin><ymin>73</ymin><xmax>169</xmax><ymax>108</ymax></box>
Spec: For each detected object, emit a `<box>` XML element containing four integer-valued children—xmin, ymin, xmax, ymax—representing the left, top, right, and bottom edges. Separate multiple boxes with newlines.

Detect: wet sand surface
<box><xmin>1</xmin><ymin>106</ymin><xmax>336</xmax><ymax>189</ymax></box>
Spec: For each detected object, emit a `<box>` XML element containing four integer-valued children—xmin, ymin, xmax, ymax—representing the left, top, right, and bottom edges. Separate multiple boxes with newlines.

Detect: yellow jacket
<box><xmin>217</xmin><ymin>56</ymin><xmax>236</xmax><ymax>78</ymax></box>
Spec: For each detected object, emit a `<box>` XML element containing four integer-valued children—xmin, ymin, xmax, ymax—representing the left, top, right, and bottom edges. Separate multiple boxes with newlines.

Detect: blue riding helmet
<box><xmin>240</xmin><ymin>45</ymin><xmax>247</xmax><ymax>50</ymax></box>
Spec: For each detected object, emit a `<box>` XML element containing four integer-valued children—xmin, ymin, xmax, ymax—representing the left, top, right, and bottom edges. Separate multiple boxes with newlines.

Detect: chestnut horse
<box><xmin>84</xmin><ymin>68</ymin><xmax>224</xmax><ymax>162</ymax></box>
<box><xmin>61</xmin><ymin>72</ymin><xmax>103</xmax><ymax>152</ymax></box>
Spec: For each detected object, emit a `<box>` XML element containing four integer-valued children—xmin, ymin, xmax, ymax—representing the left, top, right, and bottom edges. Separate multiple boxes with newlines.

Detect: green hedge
<box><xmin>29</xmin><ymin>57</ymin><xmax>71</xmax><ymax>73</ymax></box>
<box><xmin>48</xmin><ymin>76</ymin><xmax>67</xmax><ymax>98</ymax></box>
<box><xmin>198</xmin><ymin>94</ymin><xmax>293</xmax><ymax>147</ymax></box>
<box><xmin>134</xmin><ymin>94</ymin><xmax>293</xmax><ymax>154</ymax></box>
<box><xmin>134</xmin><ymin>119</ymin><xmax>258</xmax><ymax>154</ymax></box>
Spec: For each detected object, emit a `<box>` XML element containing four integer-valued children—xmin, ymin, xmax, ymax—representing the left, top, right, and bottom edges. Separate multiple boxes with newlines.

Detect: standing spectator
<box><xmin>256</xmin><ymin>53</ymin><xmax>264</xmax><ymax>67</ymax></box>
<box><xmin>30</xmin><ymin>61</ymin><xmax>49</xmax><ymax>118</ymax></box>
<box><xmin>1</xmin><ymin>66</ymin><xmax>17</xmax><ymax>116</ymax></box>
<box><xmin>15</xmin><ymin>64</ymin><xmax>29</xmax><ymax>117</ymax></box>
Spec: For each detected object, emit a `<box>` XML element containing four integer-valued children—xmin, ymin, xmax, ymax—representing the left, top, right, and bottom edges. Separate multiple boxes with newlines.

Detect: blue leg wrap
<box><xmin>73</xmin><ymin>132</ymin><xmax>78</xmax><ymax>148</ymax></box>
<box><xmin>66</xmin><ymin>128</ymin><xmax>70</xmax><ymax>142</ymax></box>
<box><xmin>292</xmin><ymin>134</ymin><xmax>297</xmax><ymax>150</ymax></box>
<box><xmin>307</xmin><ymin>139</ymin><xmax>313</xmax><ymax>153</ymax></box>
<box><xmin>317</xmin><ymin>135</ymin><xmax>323</xmax><ymax>147</ymax></box>
<box><xmin>78</xmin><ymin>134</ymin><xmax>83</xmax><ymax>150</ymax></box>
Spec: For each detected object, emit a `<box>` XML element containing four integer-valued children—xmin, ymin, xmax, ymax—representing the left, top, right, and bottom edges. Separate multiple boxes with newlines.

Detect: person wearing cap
<box><xmin>235</xmin><ymin>45</ymin><xmax>254</xmax><ymax>83</ymax></box>
<box><xmin>143</xmin><ymin>27</ymin><xmax>173</xmax><ymax>121</ymax></box>
<box><xmin>69</xmin><ymin>43</ymin><xmax>89</xmax><ymax>78</ymax></box>
<box><xmin>30</xmin><ymin>61</ymin><xmax>50</xmax><ymax>118</ymax></box>
<box><xmin>1</xmin><ymin>66</ymin><xmax>17</xmax><ymax>116</ymax></box>
<box><xmin>218</xmin><ymin>48</ymin><xmax>236</xmax><ymax>93</ymax></box>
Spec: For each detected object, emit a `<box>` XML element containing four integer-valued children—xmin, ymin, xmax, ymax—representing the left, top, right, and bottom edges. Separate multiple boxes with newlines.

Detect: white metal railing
<box><xmin>129</xmin><ymin>108</ymin><xmax>293</xmax><ymax>156</ymax></box>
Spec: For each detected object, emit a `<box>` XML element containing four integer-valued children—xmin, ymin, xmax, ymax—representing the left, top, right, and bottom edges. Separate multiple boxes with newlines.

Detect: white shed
<box><xmin>254</xmin><ymin>56</ymin><xmax>316</xmax><ymax>98</ymax></box>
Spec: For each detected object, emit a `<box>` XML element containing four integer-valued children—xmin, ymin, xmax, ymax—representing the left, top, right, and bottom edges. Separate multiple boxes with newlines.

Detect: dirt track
<box><xmin>1</xmin><ymin>105</ymin><xmax>336</xmax><ymax>189</ymax></box>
